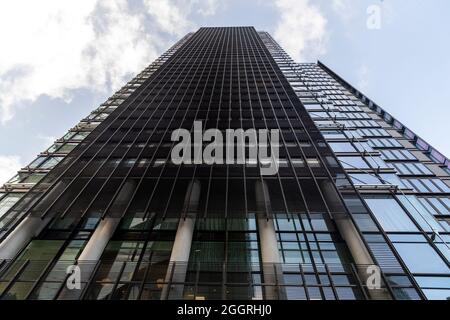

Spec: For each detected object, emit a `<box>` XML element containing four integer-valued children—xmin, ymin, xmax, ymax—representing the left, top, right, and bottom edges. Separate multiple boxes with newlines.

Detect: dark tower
<box><xmin>0</xmin><ymin>27</ymin><xmax>448</xmax><ymax>300</ymax></box>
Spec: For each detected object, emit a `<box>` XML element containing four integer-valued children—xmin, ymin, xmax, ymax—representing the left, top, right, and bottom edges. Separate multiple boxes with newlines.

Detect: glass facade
<box><xmin>0</xmin><ymin>27</ymin><xmax>448</xmax><ymax>300</ymax></box>
<box><xmin>259</xmin><ymin>31</ymin><xmax>450</xmax><ymax>300</ymax></box>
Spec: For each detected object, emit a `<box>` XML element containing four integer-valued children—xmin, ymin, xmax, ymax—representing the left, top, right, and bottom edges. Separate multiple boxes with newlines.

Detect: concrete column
<box><xmin>255</xmin><ymin>180</ymin><xmax>286</xmax><ymax>300</ymax></box>
<box><xmin>77</xmin><ymin>218</ymin><xmax>121</xmax><ymax>262</ymax></box>
<box><xmin>0</xmin><ymin>216</ymin><xmax>52</xmax><ymax>260</ymax></box>
<box><xmin>320</xmin><ymin>180</ymin><xmax>391</xmax><ymax>300</ymax></box>
<box><xmin>77</xmin><ymin>180</ymin><xmax>137</xmax><ymax>262</ymax></box>
<box><xmin>0</xmin><ymin>181</ymin><xmax>68</xmax><ymax>260</ymax></box>
<box><xmin>58</xmin><ymin>180</ymin><xmax>136</xmax><ymax>299</ymax></box>
<box><xmin>161</xmin><ymin>180</ymin><xmax>200</xmax><ymax>300</ymax></box>
<box><xmin>57</xmin><ymin>216</ymin><xmax>122</xmax><ymax>300</ymax></box>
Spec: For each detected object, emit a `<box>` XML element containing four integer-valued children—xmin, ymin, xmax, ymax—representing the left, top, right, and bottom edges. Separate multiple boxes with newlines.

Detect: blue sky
<box><xmin>0</xmin><ymin>0</ymin><xmax>449</xmax><ymax>183</ymax></box>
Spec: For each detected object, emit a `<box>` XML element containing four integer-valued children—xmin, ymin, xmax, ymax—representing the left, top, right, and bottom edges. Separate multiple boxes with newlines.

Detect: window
<box><xmin>102</xmin><ymin>241</ymin><xmax>145</xmax><ymax>262</ymax></box>
<box><xmin>349</xmin><ymin>174</ymin><xmax>382</xmax><ymax>185</ymax></box>
<box><xmin>72</xmin><ymin>131</ymin><xmax>90</xmax><ymax>140</ymax></box>
<box><xmin>344</xmin><ymin>112</ymin><xmax>369</xmax><ymax>120</ymax></box>
<box><xmin>402</xmin><ymin>179</ymin><xmax>450</xmax><ymax>193</ymax></box>
<box><xmin>329</xmin><ymin>142</ymin><xmax>356</xmax><ymax>153</ymax></box>
<box><xmin>94</xmin><ymin>113</ymin><xmax>109</xmax><ymax>120</ymax></box>
<box><xmin>62</xmin><ymin>131</ymin><xmax>75</xmax><ymax>140</ymax></box>
<box><xmin>368</xmin><ymin>138</ymin><xmax>402</xmax><ymax>148</ymax></box>
<box><xmin>28</xmin><ymin>156</ymin><xmax>63</xmax><ymax>170</ymax></box>
<box><xmin>364</xmin><ymin>196</ymin><xmax>418</xmax><ymax>232</ymax></box>
<box><xmin>394</xmin><ymin>243</ymin><xmax>449</xmax><ymax>274</ymax></box>
<box><xmin>388</xmin><ymin>162</ymin><xmax>433</xmax><ymax>175</ymax></box>
<box><xmin>306</xmin><ymin>158</ymin><xmax>321</xmax><ymax>167</ymax></box>
<box><xmin>58</xmin><ymin>143</ymin><xmax>78</xmax><ymax>153</ymax></box>
<box><xmin>309</xmin><ymin>111</ymin><xmax>328</xmax><ymax>119</ymax></box>
<box><xmin>22</xmin><ymin>173</ymin><xmax>45</xmax><ymax>184</ymax></box>
<box><xmin>291</xmin><ymin>158</ymin><xmax>305</xmax><ymax>167</ymax></box>
<box><xmin>378</xmin><ymin>173</ymin><xmax>405</xmax><ymax>188</ymax></box>
<box><xmin>418</xmin><ymin>197</ymin><xmax>450</xmax><ymax>215</ymax></box>
<box><xmin>40</xmin><ymin>157</ymin><xmax>64</xmax><ymax>169</ymax></box>
<box><xmin>343</xmin><ymin>130</ymin><xmax>361</xmax><ymax>139</ymax></box>
<box><xmin>353</xmin><ymin>142</ymin><xmax>373</xmax><ymax>152</ymax></box>
<box><xmin>365</xmin><ymin>156</ymin><xmax>388</xmax><ymax>169</ymax></box>
<box><xmin>398</xmin><ymin>195</ymin><xmax>444</xmax><ymax>232</ymax></box>
<box><xmin>422</xmin><ymin>289</ymin><xmax>450</xmax><ymax>300</ymax></box>
<box><xmin>415</xmin><ymin>276</ymin><xmax>450</xmax><ymax>289</ymax></box>
<box><xmin>357</xmin><ymin>128</ymin><xmax>390</xmax><ymax>137</ymax></box>
<box><xmin>47</xmin><ymin>143</ymin><xmax>78</xmax><ymax>153</ymax></box>
<box><xmin>339</xmin><ymin>120</ymin><xmax>379</xmax><ymax>128</ymax></box>
<box><xmin>321</xmin><ymin>130</ymin><xmax>345</xmax><ymax>139</ymax></box>
<box><xmin>0</xmin><ymin>193</ymin><xmax>23</xmax><ymax>219</ymax></box>
<box><xmin>28</xmin><ymin>157</ymin><xmax>47</xmax><ymax>169</ymax></box>
<box><xmin>0</xmin><ymin>240</ymin><xmax>65</xmax><ymax>299</ymax></box>
<box><xmin>338</xmin><ymin>156</ymin><xmax>369</xmax><ymax>169</ymax></box>
<box><xmin>338</xmin><ymin>155</ymin><xmax>388</xmax><ymax>170</ymax></box>
<box><xmin>380</xmin><ymin>150</ymin><xmax>416</xmax><ymax>161</ymax></box>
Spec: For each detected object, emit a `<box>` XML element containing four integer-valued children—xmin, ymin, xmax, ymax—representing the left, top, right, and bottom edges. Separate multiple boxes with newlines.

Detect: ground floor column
<box><xmin>0</xmin><ymin>216</ymin><xmax>52</xmax><ymax>260</ymax></box>
<box><xmin>58</xmin><ymin>180</ymin><xmax>138</xmax><ymax>299</ymax></box>
<box><xmin>320</xmin><ymin>180</ymin><xmax>392</xmax><ymax>300</ymax></box>
<box><xmin>161</xmin><ymin>180</ymin><xmax>201</xmax><ymax>300</ymax></box>
<box><xmin>77</xmin><ymin>218</ymin><xmax>121</xmax><ymax>262</ymax></box>
<box><xmin>0</xmin><ymin>182</ymin><xmax>69</xmax><ymax>260</ymax></box>
<box><xmin>255</xmin><ymin>180</ymin><xmax>286</xmax><ymax>300</ymax></box>
<box><xmin>77</xmin><ymin>180</ymin><xmax>137</xmax><ymax>263</ymax></box>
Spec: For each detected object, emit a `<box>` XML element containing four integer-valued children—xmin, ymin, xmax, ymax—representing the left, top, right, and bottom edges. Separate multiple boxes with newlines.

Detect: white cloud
<box><xmin>85</xmin><ymin>1</ymin><xmax>160</xmax><ymax>91</ymax></box>
<box><xmin>273</xmin><ymin>0</ymin><xmax>328</xmax><ymax>62</ymax></box>
<box><xmin>144</xmin><ymin>0</ymin><xmax>220</xmax><ymax>36</ymax></box>
<box><xmin>195</xmin><ymin>0</ymin><xmax>219</xmax><ymax>17</ymax></box>
<box><xmin>331</xmin><ymin>0</ymin><xmax>355</xmax><ymax>21</ymax></box>
<box><xmin>145</xmin><ymin>0</ymin><xmax>195</xmax><ymax>37</ymax></box>
<box><xmin>0</xmin><ymin>0</ymin><xmax>219</xmax><ymax>124</ymax></box>
<box><xmin>0</xmin><ymin>155</ymin><xmax>21</xmax><ymax>185</ymax></box>
<box><xmin>0</xmin><ymin>1</ymin><xmax>98</xmax><ymax>123</ymax></box>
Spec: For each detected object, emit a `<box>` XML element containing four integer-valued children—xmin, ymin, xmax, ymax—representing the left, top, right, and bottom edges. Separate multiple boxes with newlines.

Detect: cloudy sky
<box><xmin>0</xmin><ymin>0</ymin><xmax>449</xmax><ymax>183</ymax></box>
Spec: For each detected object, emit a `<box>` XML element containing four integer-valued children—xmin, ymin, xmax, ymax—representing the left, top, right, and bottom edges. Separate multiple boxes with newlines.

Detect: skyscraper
<box><xmin>0</xmin><ymin>27</ymin><xmax>448</xmax><ymax>300</ymax></box>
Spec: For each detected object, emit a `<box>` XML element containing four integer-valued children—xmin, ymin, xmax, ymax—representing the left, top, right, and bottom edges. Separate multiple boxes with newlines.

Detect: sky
<box><xmin>0</xmin><ymin>0</ymin><xmax>449</xmax><ymax>184</ymax></box>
